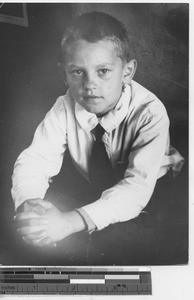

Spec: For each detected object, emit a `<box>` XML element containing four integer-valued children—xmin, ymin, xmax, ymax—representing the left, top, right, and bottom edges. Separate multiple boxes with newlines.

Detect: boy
<box><xmin>12</xmin><ymin>12</ymin><xmax>184</xmax><ymax>249</ymax></box>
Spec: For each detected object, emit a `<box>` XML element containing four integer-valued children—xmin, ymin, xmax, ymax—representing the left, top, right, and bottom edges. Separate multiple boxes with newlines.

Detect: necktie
<box><xmin>89</xmin><ymin>124</ymin><xmax>115</xmax><ymax>195</ymax></box>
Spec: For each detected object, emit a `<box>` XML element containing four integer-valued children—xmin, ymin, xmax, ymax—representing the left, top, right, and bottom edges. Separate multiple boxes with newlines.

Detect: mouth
<box><xmin>83</xmin><ymin>96</ymin><xmax>102</xmax><ymax>104</ymax></box>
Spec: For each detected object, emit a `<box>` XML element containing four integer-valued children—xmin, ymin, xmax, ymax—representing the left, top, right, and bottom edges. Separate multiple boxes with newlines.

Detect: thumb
<box><xmin>26</xmin><ymin>199</ymin><xmax>53</xmax><ymax>210</ymax></box>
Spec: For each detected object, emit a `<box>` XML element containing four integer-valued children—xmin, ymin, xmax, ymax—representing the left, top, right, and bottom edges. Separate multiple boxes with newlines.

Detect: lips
<box><xmin>83</xmin><ymin>95</ymin><xmax>102</xmax><ymax>104</ymax></box>
<box><xmin>84</xmin><ymin>95</ymin><xmax>101</xmax><ymax>99</ymax></box>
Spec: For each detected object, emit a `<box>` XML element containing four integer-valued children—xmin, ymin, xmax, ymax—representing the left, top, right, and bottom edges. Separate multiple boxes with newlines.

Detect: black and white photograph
<box><xmin>0</xmin><ymin>2</ymin><xmax>188</xmax><ymax>270</ymax></box>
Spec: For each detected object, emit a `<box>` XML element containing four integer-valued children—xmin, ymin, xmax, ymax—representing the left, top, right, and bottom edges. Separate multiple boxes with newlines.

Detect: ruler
<box><xmin>0</xmin><ymin>266</ymin><xmax>152</xmax><ymax>295</ymax></box>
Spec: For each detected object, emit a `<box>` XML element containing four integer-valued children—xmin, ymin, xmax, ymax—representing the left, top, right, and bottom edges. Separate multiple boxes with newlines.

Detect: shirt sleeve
<box><xmin>11</xmin><ymin>97</ymin><xmax>68</xmax><ymax>210</ymax></box>
<box><xmin>81</xmin><ymin>101</ymin><xmax>171</xmax><ymax>231</ymax></box>
<box><xmin>76</xmin><ymin>208</ymin><xmax>97</xmax><ymax>234</ymax></box>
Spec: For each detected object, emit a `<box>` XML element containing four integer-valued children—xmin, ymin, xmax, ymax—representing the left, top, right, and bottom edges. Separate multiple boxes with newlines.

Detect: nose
<box><xmin>83</xmin><ymin>72</ymin><xmax>97</xmax><ymax>91</ymax></box>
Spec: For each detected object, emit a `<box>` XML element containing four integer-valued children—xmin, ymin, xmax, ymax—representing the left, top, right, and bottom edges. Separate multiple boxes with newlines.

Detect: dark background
<box><xmin>0</xmin><ymin>3</ymin><xmax>188</xmax><ymax>265</ymax></box>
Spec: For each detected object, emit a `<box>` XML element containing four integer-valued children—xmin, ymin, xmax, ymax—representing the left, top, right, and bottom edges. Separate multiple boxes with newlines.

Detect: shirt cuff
<box><xmin>76</xmin><ymin>208</ymin><xmax>97</xmax><ymax>234</ymax></box>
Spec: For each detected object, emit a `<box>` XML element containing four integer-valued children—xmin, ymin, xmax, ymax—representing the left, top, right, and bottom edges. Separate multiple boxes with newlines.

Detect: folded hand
<box><xmin>14</xmin><ymin>199</ymin><xmax>86</xmax><ymax>248</ymax></box>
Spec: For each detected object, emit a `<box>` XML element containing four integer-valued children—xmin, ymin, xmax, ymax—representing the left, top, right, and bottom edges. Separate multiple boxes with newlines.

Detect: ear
<box><xmin>123</xmin><ymin>59</ymin><xmax>137</xmax><ymax>85</ymax></box>
<box><xmin>57</xmin><ymin>62</ymin><xmax>68</xmax><ymax>87</ymax></box>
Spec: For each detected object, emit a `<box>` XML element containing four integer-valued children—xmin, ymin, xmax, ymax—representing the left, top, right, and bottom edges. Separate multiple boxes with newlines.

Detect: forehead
<box><xmin>65</xmin><ymin>39</ymin><xmax>121</xmax><ymax>66</ymax></box>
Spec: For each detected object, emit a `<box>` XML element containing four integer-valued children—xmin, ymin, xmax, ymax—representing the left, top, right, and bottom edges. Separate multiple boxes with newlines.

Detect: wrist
<box><xmin>71</xmin><ymin>210</ymin><xmax>87</xmax><ymax>233</ymax></box>
<box><xmin>64</xmin><ymin>210</ymin><xmax>87</xmax><ymax>235</ymax></box>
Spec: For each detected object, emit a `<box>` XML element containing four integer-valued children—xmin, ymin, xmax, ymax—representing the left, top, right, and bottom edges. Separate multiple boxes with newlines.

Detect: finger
<box><xmin>22</xmin><ymin>236</ymin><xmax>46</xmax><ymax>247</ymax></box>
<box><xmin>14</xmin><ymin>205</ymin><xmax>47</xmax><ymax>219</ymax></box>
<box><xmin>31</xmin><ymin>206</ymin><xmax>47</xmax><ymax>214</ymax></box>
<box><xmin>17</xmin><ymin>224</ymin><xmax>48</xmax><ymax>235</ymax></box>
<box><xmin>35</xmin><ymin>236</ymin><xmax>53</xmax><ymax>247</ymax></box>
<box><xmin>14</xmin><ymin>210</ymin><xmax>49</xmax><ymax>221</ymax></box>
<box><xmin>17</xmin><ymin>199</ymin><xmax>45</xmax><ymax>214</ymax></box>
<box><xmin>14</xmin><ymin>211</ymin><xmax>42</xmax><ymax>221</ymax></box>
<box><xmin>26</xmin><ymin>199</ymin><xmax>53</xmax><ymax>209</ymax></box>
<box><xmin>20</xmin><ymin>217</ymin><xmax>48</xmax><ymax>227</ymax></box>
<box><xmin>15</xmin><ymin>218</ymin><xmax>48</xmax><ymax>230</ymax></box>
<box><xmin>20</xmin><ymin>229</ymin><xmax>48</xmax><ymax>241</ymax></box>
<box><xmin>35</xmin><ymin>237</ymin><xmax>57</xmax><ymax>248</ymax></box>
<box><xmin>14</xmin><ymin>201</ymin><xmax>54</xmax><ymax>221</ymax></box>
<box><xmin>22</xmin><ymin>236</ymin><xmax>57</xmax><ymax>248</ymax></box>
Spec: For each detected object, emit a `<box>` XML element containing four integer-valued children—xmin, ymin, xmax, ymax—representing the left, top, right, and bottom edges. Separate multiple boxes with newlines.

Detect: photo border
<box><xmin>0</xmin><ymin>3</ymin><xmax>28</xmax><ymax>27</ymax></box>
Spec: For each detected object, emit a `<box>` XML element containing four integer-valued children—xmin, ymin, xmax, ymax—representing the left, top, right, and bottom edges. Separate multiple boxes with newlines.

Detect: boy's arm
<box><xmin>14</xmin><ymin>101</ymin><xmax>171</xmax><ymax>245</ymax></box>
<box><xmin>12</xmin><ymin>97</ymin><xmax>68</xmax><ymax>211</ymax></box>
<box><xmin>80</xmin><ymin>102</ymin><xmax>183</xmax><ymax>231</ymax></box>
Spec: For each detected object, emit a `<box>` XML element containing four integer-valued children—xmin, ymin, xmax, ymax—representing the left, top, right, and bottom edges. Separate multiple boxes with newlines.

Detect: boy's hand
<box><xmin>14</xmin><ymin>199</ymin><xmax>86</xmax><ymax>247</ymax></box>
<box><xmin>15</xmin><ymin>198</ymin><xmax>57</xmax><ymax>247</ymax></box>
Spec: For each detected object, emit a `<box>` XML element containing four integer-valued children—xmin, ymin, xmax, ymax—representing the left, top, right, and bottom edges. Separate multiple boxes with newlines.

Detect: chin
<box><xmin>85</xmin><ymin>106</ymin><xmax>105</xmax><ymax>116</ymax></box>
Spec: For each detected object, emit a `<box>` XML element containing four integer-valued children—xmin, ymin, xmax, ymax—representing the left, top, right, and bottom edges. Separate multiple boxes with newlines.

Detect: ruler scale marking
<box><xmin>0</xmin><ymin>267</ymin><xmax>152</xmax><ymax>295</ymax></box>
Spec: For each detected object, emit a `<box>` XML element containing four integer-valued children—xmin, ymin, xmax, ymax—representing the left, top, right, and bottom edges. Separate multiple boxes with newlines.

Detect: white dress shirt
<box><xmin>11</xmin><ymin>81</ymin><xmax>184</xmax><ymax>231</ymax></box>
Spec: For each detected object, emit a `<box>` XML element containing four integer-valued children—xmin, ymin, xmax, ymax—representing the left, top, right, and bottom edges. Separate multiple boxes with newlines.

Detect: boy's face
<box><xmin>64</xmin><ymin>39</ymin><xmax>130</xmax><ymax>117</ymax></box>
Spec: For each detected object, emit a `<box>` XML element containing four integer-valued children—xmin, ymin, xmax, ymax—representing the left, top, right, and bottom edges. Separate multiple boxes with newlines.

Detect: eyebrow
<box><xmin>67</xmin><ymin>63</ymin><xmax>115</xmax><ymax>69</ymax></box>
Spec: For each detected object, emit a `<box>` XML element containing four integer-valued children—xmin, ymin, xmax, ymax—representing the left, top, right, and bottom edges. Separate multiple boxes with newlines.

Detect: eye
<box><xmin>98</xmin><ymin>69</ymin><xmax>110</xmax><ymax>76</ymax></box>
<box><xmin>71</xmin><ymin>69</ymin><xmax>84</xmax><ymax>76</ymax></box>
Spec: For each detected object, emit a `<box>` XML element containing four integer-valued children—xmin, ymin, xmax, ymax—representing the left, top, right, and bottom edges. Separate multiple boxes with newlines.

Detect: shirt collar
<box><xmin>74</xmin><ymin>83</ymin><xmax>132</xmax><ymax>133</ymax></box>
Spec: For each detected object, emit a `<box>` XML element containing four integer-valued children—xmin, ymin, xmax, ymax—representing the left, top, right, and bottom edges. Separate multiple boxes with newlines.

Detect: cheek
<box><xmin>68</xmin><ymin>80</ymin><xmax>83</xmax><ymax>94</ymax></box>
<box><xmin>105</xmin><ymin>77</ymin><xmax>122</xmax><ymax>93</ymax></box>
